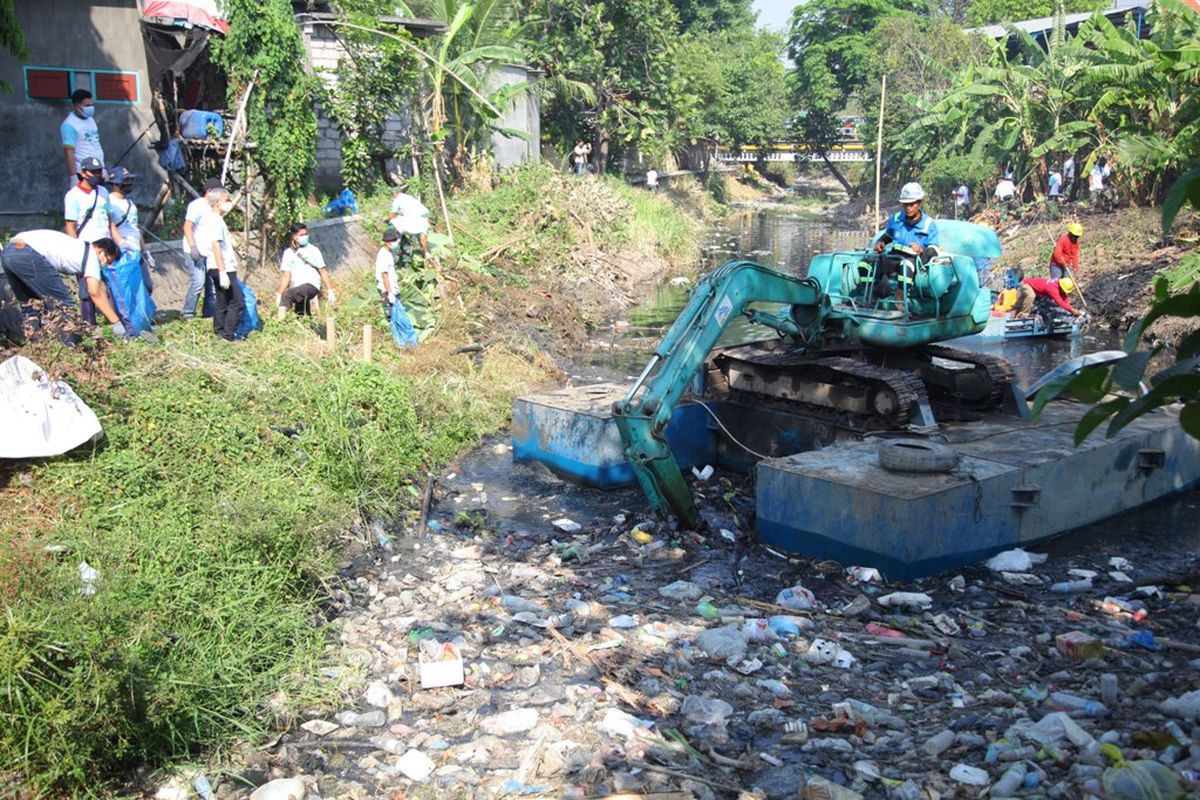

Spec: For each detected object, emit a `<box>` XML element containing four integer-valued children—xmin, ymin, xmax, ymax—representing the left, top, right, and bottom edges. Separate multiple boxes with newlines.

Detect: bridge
<box><xmin>716</xmin><ymin>141</ymin><xmax>872</xmax><ymax>164</ymax></box>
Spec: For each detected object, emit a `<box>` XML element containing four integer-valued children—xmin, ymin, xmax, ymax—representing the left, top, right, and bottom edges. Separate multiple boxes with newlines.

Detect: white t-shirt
<box><xmin>389</xmin><ymin>192</ymin><xmax>430</xmax><ymax>235</ymax></box>
<box><xmin>17</xmin><ymin>229</ymin><xmax>99</xmax><ymax>279</ymax></box>
<box><xmin>1090</xmin><ymin>164</ymin><xmax>1108</xmax><ymax>191</ymax></box>
<box><xmin>194</xmin><ymin>211</ymin><xmax>238</xmax><ymax>273</ymax></box>
<box><xmin>185</xmin><ymin>196</ymin><xmax>210</xmax><ymax>228</ymax></box>
<box><xmin>64</xmin><ymin>185</ymin><xmax>112</xmax><ymax>243</ymax></box>
<box><xmin>994</xmin><ymin>179</ymin><xmax>1016</xmax><ymax>200</ymax></box>
<box><xmin>1063</xmin><ymin>158</ymin><xmax>1075</xmax><ymax>181</ymax></box>
<box><xmin>280</xmin><ymin>244</ymin><xmax>326</xmax><ymax>290</ymax></box>
<box><xmin>375</xmin><ymin>247</ymin><xmax>398</xmax><ymax>295</ymax></box>
<box><xmin>1048</xmin><ymin>172</ymin><xmax>1062</xmax><ymax>196</ymax></box>
<box><xmin>646</xmin><ymin>169</ymin><xmax>658</xmax><ymax>187</ymax></box>
<box><xmin>954</xmin><ymin>185</ymin><xmax>969</xmax><ymax>205</ymax></box>
<box><xmin>109</xmin><ymin>194</ymin><xmax>141</xmax><ymax>249</ymax></box>
<box><xmin>60</xmin><ymin>113</ymin><xmax>104</xmax><ymax>172</ymax></box>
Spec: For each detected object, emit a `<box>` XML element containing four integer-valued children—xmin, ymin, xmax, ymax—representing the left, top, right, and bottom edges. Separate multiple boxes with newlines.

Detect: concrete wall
<box><xmin>0</xmin><ymin>0</ymin><xmax>166</xmax><ymax>216</ymax></box>
<box><xmin>488</xmin><ymin>64</ymin><xmax>540</xmax><ymax>171</ymax></box>
<box><xmin>298</xmin><ymin>19</ymin><xmax>414</xmax><ymax>191</ymax></box>
<box><xmin>142</xmin><ymin>215</ymin><xmax>379</xmax><ymax>313</ymax></box>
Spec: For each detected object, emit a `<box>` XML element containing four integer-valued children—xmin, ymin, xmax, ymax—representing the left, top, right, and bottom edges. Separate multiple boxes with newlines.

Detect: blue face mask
<box><xmin>297</xmin><ymin>235</ymin><xmax>310</xmax><ymax>247</ymax></box>
<box><xmin>81</xmin><ymin>105</ymin><xmax>95</xmax><ymax>119</ymax></box>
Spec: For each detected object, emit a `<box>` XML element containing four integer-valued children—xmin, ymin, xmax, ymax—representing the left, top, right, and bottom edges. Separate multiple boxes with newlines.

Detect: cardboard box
<box><xmin>418</xmin><ymin>641</ymin><xmax>464</xmax><ymax>688</ymax></box>
<box><xmin>1056</xmin><ymin>631</ymin><xmax>1103</xmax><ymax>662</ymax></box>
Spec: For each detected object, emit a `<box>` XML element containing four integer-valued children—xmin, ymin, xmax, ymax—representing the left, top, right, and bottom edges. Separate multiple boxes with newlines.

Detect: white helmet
<box><xmin>898</xmin><ymin>182</ymin><xmax>926</xmax><ymax>203</ymax></box>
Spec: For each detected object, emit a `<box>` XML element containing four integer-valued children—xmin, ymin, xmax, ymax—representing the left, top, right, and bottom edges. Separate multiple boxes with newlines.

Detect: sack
<box><xmin>102</xmin><ymin>251</ymin><xmax>157</xmax><ymax>336</ymax></box>
<box><xmin>390</xmin><ymin>298</ymin><xmax>418</xmax><ymax>349</ymax></box>
<box><xmin>235</xmin><ymin>281</ymin><xmax>260</xmax><ymax>339</ymax></box>
<box><xmin>324</xmin><ymin>187</ymin><xmax>359</xmax><ymax>216</ymax></box>
<box><xmin>157</xmin><ymin>139</ymin><xmax>186</xmax><ymax>174</ymax></box>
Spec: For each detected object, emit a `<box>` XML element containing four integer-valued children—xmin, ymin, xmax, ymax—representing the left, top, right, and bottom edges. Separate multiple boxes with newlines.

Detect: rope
<box><xmin>694</xmin><ymin>400</ymin><xmax>771</xmax><ymax>460</ymax></box>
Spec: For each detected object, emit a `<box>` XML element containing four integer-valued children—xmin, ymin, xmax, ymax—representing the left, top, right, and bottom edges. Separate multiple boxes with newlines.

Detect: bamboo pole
<box><xmin>874</xmin><ymin>74</ymin><xmax>887</xmax><ymax>234</ymax></box>
<box><xmin>326</xmin><ymin>316</ymin><xmax>336</xmax><ymax>347</ymax></box>
<box><xmin>221</xmin><ymin>71</ymin><xmax>258</xmax><ymax>187</ymax></box>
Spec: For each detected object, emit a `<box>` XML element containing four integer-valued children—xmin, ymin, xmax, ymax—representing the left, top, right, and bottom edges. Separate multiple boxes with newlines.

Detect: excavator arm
<box><xmin>612</xmin><ymin>260</ymin><xmax>827</xmax><ymax>529</ymax></box>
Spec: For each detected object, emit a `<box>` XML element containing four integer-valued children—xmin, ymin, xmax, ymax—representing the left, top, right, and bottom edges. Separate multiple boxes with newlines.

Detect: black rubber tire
<box><xmin>877</xmin><ymin>439</ymin><xmax>959</xmax><ymax>473</ymax></box>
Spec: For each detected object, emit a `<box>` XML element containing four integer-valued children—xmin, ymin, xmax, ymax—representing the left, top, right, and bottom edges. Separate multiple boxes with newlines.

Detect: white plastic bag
<box><xmin>0</xmin><ymin>356</ymin><xmax>102</xmax><ymax>458</ymax></box>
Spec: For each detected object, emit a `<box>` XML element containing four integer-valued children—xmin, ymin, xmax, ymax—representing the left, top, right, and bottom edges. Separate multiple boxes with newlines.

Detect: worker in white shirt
<box><xmin>106</xmin><ymin>166</ymin><xmax>155</xmax><ymax>295</ymax></box>
<box><xmin>64</xmin><ymin>156</ymin><xmax>122</xmax><ymax>324</ymax></box>
<box><xmin>61</xmin><ymin>89</ymin><xmax>104</xmax><ymax>187</ymax></box>
<box><xmin>192</xmin><ymin>185</ymin><xmax>243</xmax><ymax>340</ymax></box>
<box><xmin>275</xmin><ymin>222</ymin><xmax>335</xmax><ymax>317</ymax></box>
<box><xmin>181</xmin><ymin>177</ymin><xmax>224</xmax><ymax>319</ymax></box>
<box><xmin>385</xmin><ymin>188</ymin><xmax>430</xmax><ymax>267</ymax></box>
<box><xmin>375</xmin><ymin>228</ymin><xmax>401</xmax><ymax>314</ymax></box>
<box><xmin>1</xmin><ymin>231</ymin><xmax>125</xmax><ymax>335</ymax></box>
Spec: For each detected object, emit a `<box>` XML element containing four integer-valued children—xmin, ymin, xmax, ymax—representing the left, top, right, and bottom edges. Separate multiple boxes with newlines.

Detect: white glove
<box><xmin>275</xmin><ymin>292</ymin><xmax>283</xmax><ymax>307</ymax></box>
<box><xmin>111</xmin><ymin>321</ymin><xmax>127</xmax><ymax>338</ymax></box>
<box><xmin>387</xmin><ymin>293</ymin><xmax>397</xmax><ymax>306</ymax></box>
<box><xmin>327</xmin><ymin>288</ymin><xmax>337</xmax><ymax>305</ymax></box>
<box><xmin>218</xmin><ymin>270</ymin><xmax>231</xmax><ymax>290</ymax></box>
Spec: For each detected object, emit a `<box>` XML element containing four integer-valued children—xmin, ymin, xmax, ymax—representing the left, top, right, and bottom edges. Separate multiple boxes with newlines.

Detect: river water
<box><xmin>568</xmin><ymin>203</ymin><xmax>1199</xmax><ymax>561</ymax></box>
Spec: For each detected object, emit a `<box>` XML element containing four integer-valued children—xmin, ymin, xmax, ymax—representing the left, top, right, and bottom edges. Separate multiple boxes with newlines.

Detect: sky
<box><xmin>752</xmin><ymin>0</ymin><xmax>795</xmax><ymax>31</ymax></box>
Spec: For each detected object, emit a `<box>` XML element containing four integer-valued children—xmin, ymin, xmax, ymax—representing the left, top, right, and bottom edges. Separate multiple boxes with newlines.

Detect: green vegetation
<box><xmin>213</xmin><ymin>0</ymin><xmax>318</xmax><ymax>226</ymax></box>
<box><xmin>0</xmin><ymin>0</ymin><xmax>27</xmax><ymax>93</ymax></box>
<box><xmin>966</xmin><ymin>0</ymin><xmax>1105</xmax><ymax>25</ymax></box>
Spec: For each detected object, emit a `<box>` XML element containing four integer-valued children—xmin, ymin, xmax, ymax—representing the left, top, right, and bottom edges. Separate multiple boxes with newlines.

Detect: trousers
<box><xmin>1</xmin><ymin>242</ymin><xmax>76</xmax><ymax>307</ymax></box>
<box><xmin>208</xmin><ymin>269</ymin><xmax>244</xmax><ymax>340</ymax></box>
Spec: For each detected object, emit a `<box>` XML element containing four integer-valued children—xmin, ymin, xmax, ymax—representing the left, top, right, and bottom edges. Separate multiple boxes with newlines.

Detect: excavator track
<box><xmin>919</xmin><ymin>344</ymin><xmax>1017</xmax><ymax>409</ymax></box>
<box><xmin>712</xmin><ymin>349</ymin><xmax>931</xmax><ymax>430</ymax></box>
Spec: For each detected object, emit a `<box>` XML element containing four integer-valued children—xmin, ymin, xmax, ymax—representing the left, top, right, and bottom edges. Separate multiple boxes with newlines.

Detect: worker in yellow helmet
<box><xmin>1049</xmin><ymin>222</ymin><xmax>1084</xmax><ymax>280</ymax></box>
<box><xmin>1013</xmin><ymin>275</ymin><xmax>1082</xmax><ymax>319</ymax></box>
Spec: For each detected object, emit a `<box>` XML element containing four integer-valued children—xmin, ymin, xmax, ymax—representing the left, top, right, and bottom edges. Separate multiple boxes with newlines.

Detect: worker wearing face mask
<box><xmin>61</xmin><ymin>89</ymin><xmax>104</xmax><ymax>188</ymax></box>
<box><xmin>375</xmin><ymin>228</ymin><xmax>402</xmax><ymax>314</ymax></box>
<box><xmin>192</xmin><ymin>181</ymin><xmax>244</xmax><ymax>341</ymax></box>
<box><xmin>275</xmin><ymin>223</ymin><xmax>335</xmax><ymax>317</ymax></box>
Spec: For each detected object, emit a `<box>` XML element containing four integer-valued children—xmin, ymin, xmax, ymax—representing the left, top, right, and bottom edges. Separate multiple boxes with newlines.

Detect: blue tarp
<box><xmin>102</xmin><ymin>251</ymin><xmax>157</xmax><ymax>336</ymax></box>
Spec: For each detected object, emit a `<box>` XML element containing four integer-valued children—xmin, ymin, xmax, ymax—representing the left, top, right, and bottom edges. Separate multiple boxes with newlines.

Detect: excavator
<box><xmin>612</xmin><ymin>221</ymin><xmax>1022</xmax><ymax>529</ymax></box>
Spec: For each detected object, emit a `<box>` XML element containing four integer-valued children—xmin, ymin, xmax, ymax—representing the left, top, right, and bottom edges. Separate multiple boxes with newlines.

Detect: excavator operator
<box><xmin>871</xmin><ymin>182</ymin><xmax>940</xmax><ymax>302</ymax></box>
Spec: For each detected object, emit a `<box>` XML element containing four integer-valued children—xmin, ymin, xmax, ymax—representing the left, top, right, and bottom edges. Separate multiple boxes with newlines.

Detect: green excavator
<box><xmin>612</xmin><ymin>221</ymin><xmax>1020</xmax><ymax>529</ymax></box>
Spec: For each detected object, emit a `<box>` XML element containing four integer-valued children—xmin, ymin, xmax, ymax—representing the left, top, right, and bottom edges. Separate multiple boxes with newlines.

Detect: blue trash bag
<box><xmin>235</xmin><ymin>280</ymin><xmax>261</xmax><ymax>339</ymax></box>
<box><xmin>102</xmin><ymin>250</ymin><xmax>157</xmax><ymax>336</ymax></box>
<box><xmin>324</xmin><ymin>188</ymin><xmax>359</xmax><ymax>216</ymax></box>
<box><xmin>390</xmin><ymin>298</ymin><xmax>418</xmax><ymax>348</ymax></box>
<box><xmin>157</xmin><ymin>138</ymin><xmax>186</xmax><ymax>174</ymax></box>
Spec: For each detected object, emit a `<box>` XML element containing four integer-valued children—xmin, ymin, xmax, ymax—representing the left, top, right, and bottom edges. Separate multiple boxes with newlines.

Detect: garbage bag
<box><xmin>102</xmin><ymin>250</ymin><xmax>157</xmax><ymax>336</ymax></box>
<box><xmin>324</xmin><ymin>188</ymin><xmax>359</xmax><ymax>216</ymax></box>
<box><xmin>394</xmin><ymin>265</ymin><xmax>438</xmax><ymax>341</ymax></box>
<box><xmin>390</xmin><ymin>298</ymin><xmax>418</xmax><ymax>349</ymax></box>
<box><xmin>0</xmin><ymin>355</ymin><xmax>102</xmax><ymax>458</ymax></box>
<box><xmin>1100</xmin><ymin>744</ymin><xmax>1184</xmax><ymax>800</ymax></box>
<box><xmin>235</xmin><ymin>281</ymin><xmax>260</xmax><ymax>339</ymax></box>
<box><xmin>157</xmin><ymin>138</ymin><xmax>186</xmax><ymax>174</ymax></box>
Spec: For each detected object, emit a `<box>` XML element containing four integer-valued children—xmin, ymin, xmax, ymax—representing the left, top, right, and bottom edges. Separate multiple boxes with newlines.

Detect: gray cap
<box><xmin>78</xmin><ymin>156</ymin><xmax>104</xmax><ymax>172</ymax></box>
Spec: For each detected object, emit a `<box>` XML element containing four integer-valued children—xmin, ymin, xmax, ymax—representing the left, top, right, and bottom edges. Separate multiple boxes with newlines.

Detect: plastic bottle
<box><xmin>1050</xmin><ymin>578</ymin><xmax>1093</xmax><ymax>593</ymax></box>
<box><xmin>501</xmin><ymin>595</ymin><xmax>544</xmax><ymax>613</ymax></box>
<box><xmin>1100</xmin><ymin>673</ymin><xmax>1120</xmax><ymax>707</ymax></box>
<box><xmin>1048</xmin><ymin>691</ymin><xmax>1111</xmax><ymax>717</ymax></box>
<box><xmin>991</xmin><ymin>762</ymin><xmax>1028</xmax><ymax>797</ymax></box>
<box><xmin>695</xmin><ymin>600</ymin><xmax>720</xmax><ymax>619</ymax></box>
<box><xmin>193</xmin><ymin>775</ymin><xmax>214</xmax><ymax>800</ymax></box>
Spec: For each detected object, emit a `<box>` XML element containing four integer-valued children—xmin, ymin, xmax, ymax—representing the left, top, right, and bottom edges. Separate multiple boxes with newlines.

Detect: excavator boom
<box><xmin>611</xmin><ymin>260</ymin><xmax>826</xmax><ymax>528</ymax></box>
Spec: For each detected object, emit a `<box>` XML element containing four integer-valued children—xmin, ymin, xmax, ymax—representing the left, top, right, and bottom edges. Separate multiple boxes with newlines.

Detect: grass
<box><xmin>0</xmin><ymin>161</ymin><xmax>705</xmax><ymax>797</ymax></box>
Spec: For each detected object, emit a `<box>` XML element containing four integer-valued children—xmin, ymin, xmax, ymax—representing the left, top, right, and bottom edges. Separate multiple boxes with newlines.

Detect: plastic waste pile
<box><xmin>172</xmin><ymin>451</ymin><xmax>1200</xmax><ymax>800</ymax></box>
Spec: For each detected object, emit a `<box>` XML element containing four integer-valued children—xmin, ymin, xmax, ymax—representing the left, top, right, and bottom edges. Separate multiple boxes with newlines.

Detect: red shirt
<box><xmin>1051</xmin><ymin>233</ymin><xmax>1079</xmax><ymax>270</ymax></box>
<box><xmin>1025</xmin><ymin>277</ymin><xmax>1078</xmax><ymax>314</ymax></box>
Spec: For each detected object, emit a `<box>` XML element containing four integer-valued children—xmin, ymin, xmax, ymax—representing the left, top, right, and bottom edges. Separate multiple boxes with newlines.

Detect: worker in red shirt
<box><xmin>1049</xmin><ymin>222</ymin><xmax>1083</xmax><ymax>280</ymax></box>
<box><xmin>1013</xmin><ymin>276</ymin><xmax>1082</xmax><ymax>318</ymax></box>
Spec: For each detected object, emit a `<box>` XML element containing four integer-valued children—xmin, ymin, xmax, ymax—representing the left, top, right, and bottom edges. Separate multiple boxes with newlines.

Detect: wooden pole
<box><xmin>361</xmin><ymin>324</ymin><xmax>373</xmax><ymax>362</ymax></box>
<box><xmin>326</xmin><ymin>315</ymin><xmax>336</xmax><ymax>347</ymax></box>
<box><xmin>874</xmin><ymin>74</ymin><xmax>887</xmax><ymax>234</ymax></box>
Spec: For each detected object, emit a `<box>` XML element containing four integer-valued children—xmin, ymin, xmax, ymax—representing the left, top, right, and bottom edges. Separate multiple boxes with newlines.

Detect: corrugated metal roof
<box><xmin>966</xmin><ymin>0</ymin><xmax>1151</xmax><ymax>39</ymax></box>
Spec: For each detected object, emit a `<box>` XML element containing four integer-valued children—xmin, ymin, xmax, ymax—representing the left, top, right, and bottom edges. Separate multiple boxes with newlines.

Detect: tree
<box><xmin>213</xmin><ymin>0</ymin><xmax>318</xmax><ymax>227</ymax></box>
<box><xmin>671</xmin><ymin>27</ymin><xmax>788</xmax><ymax>164</ymax></box>
<box><xmin>966</xmin><ymin>0</ymin><xmax>1104</xmax><ymax>26</ymax></box>
<box><xmin>316</xmin><ymin>0</ymin><xmax>422</xmax><ymax>192</ymax></box>
<box><xmin>525</xmin><ymin>0</ymin><xmax>680</xmax><ymax>173</ymax></box>
<box><xmin>786</xmin><ymin>0</ymin><xmax>934</xmax><ymax>191</ymax></box>
<box><xmin>0</xmin><ymin>0</ymin><xmax>27</xmax><ymax>93</ymax></box>
<box><xmin>671</xmin><ymin>0</ymin><xmax>754</xmax><ymax>33</ymax></box>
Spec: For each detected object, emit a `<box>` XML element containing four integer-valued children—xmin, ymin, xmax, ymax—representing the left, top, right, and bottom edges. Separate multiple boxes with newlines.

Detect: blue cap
<box><xmin>108</xmin><ymin>166</ymin><xmax>136</xmax><ymax>184</ymax></box>
<box><xmin>78</xmin><ymin>156</ymin><xmax>104</xmax><ymax>172</ymax></box>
